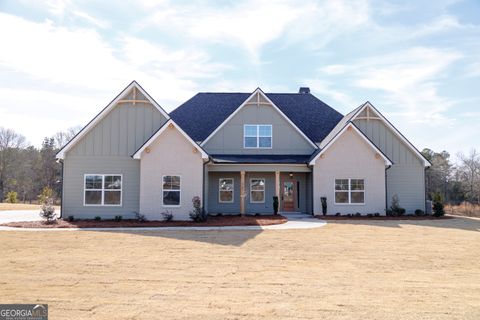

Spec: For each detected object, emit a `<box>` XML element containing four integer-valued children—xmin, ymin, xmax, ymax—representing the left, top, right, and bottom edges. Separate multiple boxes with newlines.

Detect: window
<box><xmin>250</xmin><ymin>178</ymin><xmax>265</xmax><ymax>203</ymax></box>
<box><xmin>163</xmin><ymin>175</ymin><xmax>181</xmax><ymax>206</ymax></box>
<box><xmin>335</xmin><ymin>179</ymin><xmax>365</xmax><ymax>204</ymax></box>
<box><xmin>219</xmin><ymin>178</ymin><xmax>234</xmax><ymax>203</ymax></box>
<box><xmin>84</xmin><ymin>174</ymin><xmax>122</xmax><ymax>206</ymax></box>
<box><xmin>244</xmin><ymin>125</ymin><xmax>272</xmax><ymax>148</ymax></box>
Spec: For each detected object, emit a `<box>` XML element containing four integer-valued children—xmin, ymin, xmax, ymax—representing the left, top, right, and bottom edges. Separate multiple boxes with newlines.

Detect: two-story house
<box><xmin>56</xmin><ymin>81</ymin><xmax>430</xmax><ymax>220</ymax></box>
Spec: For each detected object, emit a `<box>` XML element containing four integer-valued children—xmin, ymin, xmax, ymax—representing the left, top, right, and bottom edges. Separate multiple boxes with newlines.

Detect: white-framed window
<box><xmin>244</xmin><ymin>125</ymin><xmax>272</xmax><ymax>148</ymax></box>
<box><xmin>334</xmin><ymin>179</ymin><xmax>365</xmax><ymax>204</ymax></box>
<box><xmin>250</xmin><ymin>178</ymin><xmax>265</xmax><ymax>203</ymax></box>
<box><xmin>219</xmin><ymin>178</ymin><xmax>234</xmax><ymax>203</ymax></box>
<box><xmin>84</xmin><ymin>174</ymin><xmax>122</xmax><ymax>206</ymax></box>
<box><xmin>162</xmin><ymin>175</ymin><xmax>181</xmax><ymax>206</ymax></box>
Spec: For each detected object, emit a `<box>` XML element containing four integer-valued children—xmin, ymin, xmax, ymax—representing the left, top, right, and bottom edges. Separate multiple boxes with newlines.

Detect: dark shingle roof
<box><xmin>211</xmin><ymin>154</ymin><xmax>312</xmax><ymax>164</ymax></box>
<box><xmin>169</xmin><ymin>92</ymin><xmax>343</xmax><ymax>142</ymax></box>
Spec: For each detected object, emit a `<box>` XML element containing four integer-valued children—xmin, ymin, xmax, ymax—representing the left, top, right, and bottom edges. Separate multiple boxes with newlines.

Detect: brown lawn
<box><xmin>0</xmin><ymin>217</ymin><xmax>479</xmax><ymax>319</ymax></box>
<box><xmin>0</xmin><ymin>202</ymin><xmax>60</xmax><ymax>211</ymax></box>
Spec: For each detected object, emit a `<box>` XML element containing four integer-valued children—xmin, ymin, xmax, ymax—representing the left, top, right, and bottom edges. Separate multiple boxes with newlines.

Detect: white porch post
<box><xmin>275</xmin><ymin>171</ymin><xmax>280</xmax><ymax>197</ymax></box>
<box><xmin>240</xmin><ymin>171</ymin><xmax>245</xmax><ymax>216</ymax></box>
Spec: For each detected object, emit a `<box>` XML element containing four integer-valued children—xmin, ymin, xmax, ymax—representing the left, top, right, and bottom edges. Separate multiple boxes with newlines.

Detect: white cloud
<box><xmin>141</xmin><ymin>0</ymin><xmax>371</xmax><ymax>62</ymax></box>
<box><xmin>317</xmin><ymin>47</ymin><xmax>462</xmax><ymax>125</ymax></box>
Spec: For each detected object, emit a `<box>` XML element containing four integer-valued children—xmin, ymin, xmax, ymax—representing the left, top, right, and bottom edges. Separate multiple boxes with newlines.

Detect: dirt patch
<box><xmin>1</xmin><ymin>214</ymin><xmax>287</xmax><ymax>228</ymax></box>
<box><xmin>0</xmin><ymin>217</ymin><xmax>478</xmax><ymax>319</ymax></box>
<box><xmin>317</xmin><ymin>215</ymin><xmax>452</xmax><ymax>220</ymax></box>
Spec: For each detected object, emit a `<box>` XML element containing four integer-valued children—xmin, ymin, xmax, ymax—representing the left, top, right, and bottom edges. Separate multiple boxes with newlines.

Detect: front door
<box><xmin>282</xmin><ymin>180</ymin><xmax>296</xmax><ymax>211</ymax></box>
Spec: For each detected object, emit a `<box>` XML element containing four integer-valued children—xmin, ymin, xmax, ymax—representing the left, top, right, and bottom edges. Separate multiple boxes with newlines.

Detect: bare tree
<box><xmin>53</xmin><ymin>126</ymin><xmax>81</xmax><ymax>149</ymax></box>
<box><xmin>0</xmin><ymin>127</ymin><xmax>27</xmax><ymax>201</ymax></box>
<box><xmin>457</xmin><ymin>149</ymin><xmax>480</xmax><ymax>203</ymax></box>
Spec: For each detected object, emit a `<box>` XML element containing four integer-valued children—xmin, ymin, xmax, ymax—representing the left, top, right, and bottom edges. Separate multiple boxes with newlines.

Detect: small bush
<box><xmin>189</xmin><ymin>196</ymin><xmax>207</xmax><ymax>222</ymax></box>
<box><xmin>374</xmin><ymin>213</ymin><xmax>380</xmax><ymax>217</ymax></box>
<box><xmin>5</xmin><ymin>191</ymin><xmax>17</xmax><ymax>203</ymax></box>
<box><xmin>432</xmin><ymin>193</ymin><xmax>445</xmax><ymax>217</ymax></box>
<box><xmin>321</xmin><ymin>197</ymin><xmax>327</xmax><ymax>215</ymax></box>
<box><xmin>134</xmin><ymin>212</ymin><xmax>147</xmax><ymax>222</ymax></box>
<box><xmin>94</xmin><ymin>216</ymin><xmax>101</xmax><ymax>221</ymax></box>
<box><xmin>161</xmin><ymin>210</ymin><xmax>173</xmax><ymax>222</ymax></box>
<box><xmin>367</xmin><ymin>213</ymin><xmax>373</xmax><ymax>218</ymax></box>
<box><xmin>335</xmin><ymin>212</ymin><xmax>341</xmax><ymax>216</ymax></box>
<box><xmin>39</xmin><ymin>199</ymin><xmax>56</xmax><ymax>224</ymax></box>
<box><xmin>114</xmin><ymin>215</ymin><xmax>122</xmax><ymax>222</ymax></box>
<box><xmin>414</xmin><ymin>209</ymin><xmax>425</xmax><ymax>216</ymax></box>
<box><xmin>67</xmin><ymin>215</ymin><xmax>75</xmax><ymax>222</ymax></box>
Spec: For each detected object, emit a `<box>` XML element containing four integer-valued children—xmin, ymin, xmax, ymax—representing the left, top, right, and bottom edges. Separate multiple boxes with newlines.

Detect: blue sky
<box><xmin>0</xmin><ymin>0</ymin><xmax>479</xmax><ymax>160</ymax></box>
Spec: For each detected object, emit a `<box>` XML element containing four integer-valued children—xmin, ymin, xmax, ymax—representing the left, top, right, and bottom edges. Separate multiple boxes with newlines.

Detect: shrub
<box><xmin>432</xmin><ymin>193</ymin><xmax>445</xmax><ymax>217</ymax></box>
<box><xmin>321</xmin><ymin>197</ymin><xmax>327</xmax><ymax>215</ymax></box>
<box><xmin>374</xmin><ymin>213</ymin><xmax>380</xmax><ymax>217</ymax></box>
<box><xmin>390</xmin><ymin>195</ymin><xmax>406</xmax><ymax>216</ymax></box>
<box><xmin>67</xmin><ymin>215</ymin><xmax>75</xmax><ymax>222</ymax></box>
<box><xmin>189</xmin><ymin>196</ymin><xmax>207</xmax><ymax>222</ymax></box>
<box><xmin>134</xmin><ymin>212</ymin><xmax>147</xmax><ymax>222</ymax></box>
<box><xmin>273</xmin><ymin>196</ymin><xmax>279</xmax><ymax>215</ymax></box>
<box><xmin>161</xmin><ymin>210</ymin><xmax>173</xmax><ymax>222</ymax></box>
<box><xmin>39</xmin><ymin>199</ymin><xmax>56</xmax><ymax>224</ymax></box>
<box><xmin>415</xmin><ymin>209</ymin><xmax>425</xmax><ymax>216</ymax></box>
<box><xmin>367</xmin><ymin>213</ymin><xmax>373</xmax><ymax>218</ymax></box>
<box><xmin>355</xmin><ymin>212</ymin><xmax>361</xmax><ymax>217</ymax></box>
<box><xmin>5</xmin><ymin>191</ymin><xmax>17</xmax><ymax>203</ymax></box>
<box><xmin>114</xmin><ymin>215</ymin><xmax>123</xmax><ymax>222</ymax></box>
<box><xmin>94</xmin><ymin>216</ymin><xmax>101</xmax><ymax>221</ymax></box>
<box><xmin>335</xmin><ymin>212</ymin><xmax>341</xmax><ymax>216</ymax></box>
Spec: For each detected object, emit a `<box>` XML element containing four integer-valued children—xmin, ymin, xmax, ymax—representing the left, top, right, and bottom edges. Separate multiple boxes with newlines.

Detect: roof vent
<box><xmin>299</xmin><ymin>87</ymin><xmax>310</xmax><ymax>94</ymax></box>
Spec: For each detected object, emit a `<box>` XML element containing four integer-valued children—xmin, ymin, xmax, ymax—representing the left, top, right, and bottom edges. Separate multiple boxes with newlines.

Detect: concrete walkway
<box><xmin>0</xmin><ymin>212</ymin><xmax>326</xmax><ymax>232</ymax></box>
<box><xmin>0</xmin><ymin>210</ymin><xmax>44</xmax><ymax>224</ymax></box>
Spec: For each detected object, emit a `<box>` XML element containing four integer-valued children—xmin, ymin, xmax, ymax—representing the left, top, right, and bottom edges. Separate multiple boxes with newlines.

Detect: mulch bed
<box><xmin>317</xmin><ymin>215</ymin><xmax>453</xmax><ymax>220</ymax></box>
<box><xmin>1</xmin><ymin>215</ymin><xmax>287</xmax><ymax>229</ymax></box>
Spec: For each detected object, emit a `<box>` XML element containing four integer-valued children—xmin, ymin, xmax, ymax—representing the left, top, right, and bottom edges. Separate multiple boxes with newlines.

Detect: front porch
<box><xmin>205</xmin><ymin>161</ymin><xmax>312</xmax><ymax>215</ymax></box>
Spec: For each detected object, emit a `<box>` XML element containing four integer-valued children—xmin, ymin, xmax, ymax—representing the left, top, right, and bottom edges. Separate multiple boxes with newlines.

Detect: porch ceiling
<box><xmin>210</xmin><ymin>154</ymin><xmax>311</xmax><ymax>164</ymax></box>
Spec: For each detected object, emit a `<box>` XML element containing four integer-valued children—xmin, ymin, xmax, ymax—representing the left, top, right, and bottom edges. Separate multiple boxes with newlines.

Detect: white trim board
<box><xmin>350</xmin><ymin>102</ymin><xmax>431</xmax><ymax>167</ymax></box>
<box><xmin>56</xmin><ymin>81</ymin><xmax>170</xmax><ymax>159</ymax></box>
<box><xmin>200</xmin><ymin>88</ymin><xmax>318</xmax><ymax>149</ymax></box>
<box><xmin>132</xmin><ymin>119</ymin><xmax>209</xmax><ymax>160</ymax></box>
<box><xmin>309</xmin><ymin>122</ymin><xmax>393</xmax><ymax>166</ymax></box>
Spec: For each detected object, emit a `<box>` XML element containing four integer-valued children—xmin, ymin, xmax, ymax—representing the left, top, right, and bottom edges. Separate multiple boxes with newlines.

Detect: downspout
<box><xmin>202</xmin><ymin>157</ymin><xmax>211</xmax><ymax>214</ymax></box>
<box><xmin>385</xmin><ymin>165</ymin><xmax>391</xmax><ymax>213</ymax></box>
<box><xmin>309</xmin><ymin>163</ymin><xmax>314</xmax><ymax>216</ymax></box>
<box><xmin>59</xmin><ymin>159</ymin><xmax>64</xmax><ymax>219</ymax></box>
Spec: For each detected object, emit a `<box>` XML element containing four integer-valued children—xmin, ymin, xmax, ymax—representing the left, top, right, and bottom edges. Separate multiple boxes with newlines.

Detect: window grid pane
<box><xmin>85</xmin><ymin>174</ymin><xmax>122</xmax><ymax>206</ymax></box>
<box><xmin>219</xmin><ymin>178</ymin><xmax>234</xmax><ymax>203</ymax></box>
<box><xmin>244</xmin><ymin>125</ymin><xmax>272</xmax><ymax>148</ymax></box>
<box><xmin>163</xmin><ymin>176</ymin><xmax>181</xmax><ymax>206</ymax></box>
<box><xmin>334</xmin><ymin>179</ymin><xmax>365</xmax><ymax>204</ymax></box>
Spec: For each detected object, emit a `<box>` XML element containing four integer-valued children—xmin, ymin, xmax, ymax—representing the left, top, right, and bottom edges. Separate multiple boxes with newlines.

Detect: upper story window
<box><xmin>244</xmin><ymin>125</ymin><xmax>272</xmax><ymax>148</ymax></box>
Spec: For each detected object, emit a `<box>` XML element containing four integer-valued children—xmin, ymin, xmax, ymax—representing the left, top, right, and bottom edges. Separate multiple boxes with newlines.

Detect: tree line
<box><xmin>0</xmin><ymin>127</ymin><xmax>80</xmax><ymax>203</ymax></box>
<box><xmin>422</xmin><ymin>148</ymin><xmax>480</xmax><ymax>204</ymax></box>
<box><xmin>0</xmin><ymin>126</ymin><xmax>479</xmax><ymax>205</ymax></box>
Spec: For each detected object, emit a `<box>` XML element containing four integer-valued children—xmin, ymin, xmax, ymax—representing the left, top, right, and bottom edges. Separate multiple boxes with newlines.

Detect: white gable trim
<box><xmin>309</xmin><ymin>122</ymin><xmax>393</xmax><ymax>166</ymax></box>
<box><xmin>56</xmin><ymin>81</ymin><xmax>170</xmax><ymax>159</ymax></box>
<box><xmin>199</xmin><ymin>88</ymin><xmax>318</xmax><ymax>149</ymax></box>
<box><xmin>351</xmin><ymin>102</ymin><xmax>430</xmax><ymax>167</ymax></box>
<box><xmin>133</xmin><ymin>119</ymin><xmax>208</xmax><ymax>160</ymax></box>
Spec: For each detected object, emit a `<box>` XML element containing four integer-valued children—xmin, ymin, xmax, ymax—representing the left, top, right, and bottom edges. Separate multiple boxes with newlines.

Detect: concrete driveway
<box><xmin>0</xmin><ymin>210</ymin><xmax>61</xmax><ymax>223</ymax></box>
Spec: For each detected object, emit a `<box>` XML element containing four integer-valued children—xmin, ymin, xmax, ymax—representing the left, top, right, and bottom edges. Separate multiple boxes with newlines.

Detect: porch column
<box><xmin>275</xmin><ymin>171</ymin><xmax>280</xmax><ymax>197</ymax></box>
<box><xmin>240</xmin><ymin>171</ymin><xmax>245</xmax><ymax>216</ymax></box>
